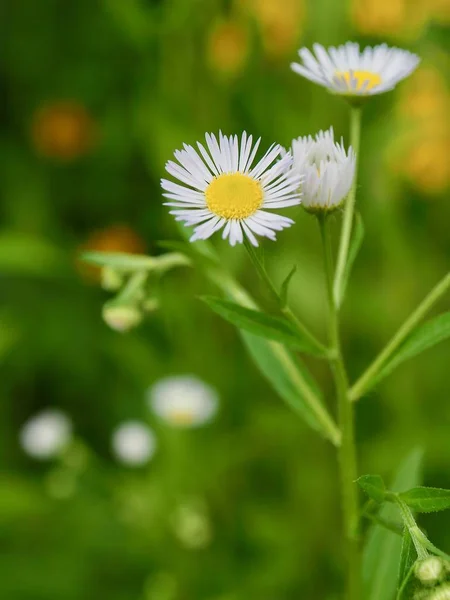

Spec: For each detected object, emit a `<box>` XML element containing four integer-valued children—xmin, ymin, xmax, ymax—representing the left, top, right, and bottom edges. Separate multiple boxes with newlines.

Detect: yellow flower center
<box><xmin>169</xmin><ymin>409</ymin><xmax>196</xmax><ymax>426</ymax></box>
<box><xmin>336</xmin><ymin>70</ymin><xmax>382</xmax><ymax>92</ymax></box>
<box><xmin>205</xmin><ymin>173</ymin><xmax>263</xmax><ymax>220</ymax></box>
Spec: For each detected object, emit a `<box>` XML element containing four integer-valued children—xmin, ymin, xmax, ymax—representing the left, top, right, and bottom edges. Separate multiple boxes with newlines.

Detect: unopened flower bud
<box><xmin>101</xmin><ymin>266</ymin><xmax>123</xmax><ymax>291</ymax></box>
<box><xmin>102</xmin><ymin>303</ymin><xmax>142</xmax><ymax>332</ymax></box>
<box><xmin>429</xmin><ymin>584</ymin><xmax>450</xmax><ymax>600</ymax></box>
<box><xmin>415</xmin><ymin>557</ymin><xmax>445</xmax><ymax>585</ymax></box>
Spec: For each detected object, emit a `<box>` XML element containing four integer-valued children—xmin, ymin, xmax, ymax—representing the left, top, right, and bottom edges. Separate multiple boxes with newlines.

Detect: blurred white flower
<box><xmin>290</xmin><ymin>127</ymin><xmax>355</xmax><ymax>213</ymax></box>
<box><xmin>291</xmin><ymin>42</ymin><xmax>419</xmax><ymax>97</ymax></box>
<box><xmin>148</xmin><ymin>375</ymin><xmax>219</xmax><ymax>428</ymax></box>
<box><xmin>162</xmin><ymin>131</ymin><xmax>302</xmax><ymax>247</ymax></box>
<box><xmin>112</xmin><ymin>421</ymin><xmax>157</xmax><ymax>466</ymax></box>
<box><xmin>20</xmin><ymin>409</ymin><xmax>72</xmax><ymax>459</ymax></box>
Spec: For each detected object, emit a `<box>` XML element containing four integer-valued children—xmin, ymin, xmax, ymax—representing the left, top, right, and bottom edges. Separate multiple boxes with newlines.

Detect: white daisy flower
<box><xmin>161</xmin><ymin>132</ymin><xmax>303</xmax><ymax>246</ymax></box>
<box><xmin>112</xmin><ymin>421</ymin><xmax>157</xmax><ymax>466</ymax></box>
<box><xmin>291</xmin><ymin>127</ymin><xmax>356</xmax><ymax>212</ymax></box>
<box><xmin>148</xmin><ymin>375</ymin><xmax>218</xmax><ymax>428</ymax></box>
<box><xmin>20</xmin><ymin>409</ymin><xmax>72</xmax><ymax>459</ymax></box>
<box><xmin>291</xmin><ymin>42</ymin><xmax>420</xmax><ymax>97</ymax></box>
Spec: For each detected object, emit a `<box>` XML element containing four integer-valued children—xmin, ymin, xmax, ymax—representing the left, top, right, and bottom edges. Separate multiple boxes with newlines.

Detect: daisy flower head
<box><xmin>291</xmin><ymin>127</ymin><xmax>356</xmax><ymax>213</ymax></box>
<box><xmin>291</xmin><ymin>42</ymin><xmax>420</xmax><ymax>100</ymax></box>
<box><xmin>161</xmin><ymin>132</ymin><xmax>303</xmax><ymax>247</ymax></box>
<box><xmin>148</xmin><ymin>375</ymin><xmax>219</xmax><ymax>428</ymax></box>
<box><xmin>112</xmin><ymin>421</ymin><xmax>157</xmax><ymax>466</ymax></box>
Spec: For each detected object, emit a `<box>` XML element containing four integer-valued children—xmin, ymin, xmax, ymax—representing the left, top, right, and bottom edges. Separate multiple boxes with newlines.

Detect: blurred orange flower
<box><xmin>396</xmin><ymin>67</ymin><xmax>449</xmax><ymax>123</ymax></box>
<box><xmin>31</xmin><ymin>101</ymin><xmax>97</xmax><ymax>161</ymax></box>
<box><xmin>77</xmin><ymin>225</ymin><xmax>146</xmax><ymax>283</ymax></box>
<box><xmin>404</xmin><ymin>134</ymin><xmax>450</xmax><ymax>193</ymax></box>
<box><xmin>207</xmin><ymin>19</ymin><xmax>249</xmax><ymax>77</ymax></box>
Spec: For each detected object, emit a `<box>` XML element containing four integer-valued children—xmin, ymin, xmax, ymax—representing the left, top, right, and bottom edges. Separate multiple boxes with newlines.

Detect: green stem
<box><xmin>390</xmin><ymin>495</ymin><xmax>429</xmax><ymax>560</ymax></box>
<box><xmin>318</xmin><ymin>216</ymin><xmax>360</xmax><ymax>600</ymax></box>
<box><xmin>333</xmin><ymin>106</ymin><xmax>362</xmax><ymax>307</ymax></box>
<box><xmin>350</xmin><ymin>271</ymin><xmax>450</xmax><ymax>401</ymax></box>
<box><xmin>243</xmin><ymin>239</ymin><xmax>329</xmax><ymax>357</ymax></box>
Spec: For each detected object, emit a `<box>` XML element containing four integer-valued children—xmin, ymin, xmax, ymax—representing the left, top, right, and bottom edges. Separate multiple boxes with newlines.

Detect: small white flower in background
<box><xmin>291</xmin><ymin>42</ymin><xmax>420</xmax><ymax>97</ymax></box>
<box><xmin>429</xmin><ymin>584</ymin><xmax>450</xmax><ymax>600</ymax></box>
<box><xmin>20</xmin><ymin>409</ymin><xmax>72</xmax><ymax>459</ymax></box>
<box><xmin>102</xmin><ymin>303</ymin><xmax>142</xmax><ymax>332</ymax></box>
<box><xmin>148</xmin><ymin>375</ymin><xmax>218</xmax><ymax>428</ymax></box>
<box><xmin>290</xmin><ymin>127</ymin><xmax>356</xmax><ymax>213</ymax></box>
<box><xmin>112</xmin><ymin>421</ymin><xmax>157</xmax><ymax>466</ymax></box>
<box><xmin>415</xmin><ymin>557</ymin><xmax>444</xmax><ymax>586</ymax></box>
<box><xmin>161</xmin><ymin>132</ymin><xmax>303</xmax><ymax>247</ymax></box>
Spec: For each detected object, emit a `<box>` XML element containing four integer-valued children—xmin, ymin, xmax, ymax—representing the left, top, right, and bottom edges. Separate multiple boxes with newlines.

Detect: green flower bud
<box><xmin>415</xmin><ymin>557</ymin><xmax>445</xmax><ymax>586</ymax></box>
<box><xmin>102</xmin><ymin>303</ymin><xmax>142</xmax><ymax>332</ymax></box>
<box><xmin>101</xmin><ymin>266</ymin><xmax>123</xmax><ymax>291</ymax></box>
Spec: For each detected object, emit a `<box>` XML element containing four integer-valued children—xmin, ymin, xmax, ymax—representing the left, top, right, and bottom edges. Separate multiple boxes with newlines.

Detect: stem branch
<box><xmin>333</xmin><ymin>107</ymin><xmax>362</xmax><ymax>307</ymax></box>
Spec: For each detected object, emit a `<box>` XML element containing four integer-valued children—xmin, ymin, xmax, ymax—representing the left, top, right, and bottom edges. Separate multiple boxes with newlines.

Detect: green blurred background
<box><xmin>1</xmin><ymin>0</ymin><xmax>449</xmax><ymax>598</ymax></box>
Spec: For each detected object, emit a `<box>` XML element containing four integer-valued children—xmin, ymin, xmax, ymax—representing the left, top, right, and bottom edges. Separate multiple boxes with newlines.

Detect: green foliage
<box><xmin>279</xmin><ymin>265</ymin><xmax>297</xmax><ymax>309</ymax></box>
<box><xmin>362</xmin><ymin>448</ymin><xmax>423</xmax><ymax>600</ymax></box>
<box><xmin>336</xmin><ymin>212</ymin><xmax>364</xmax><ymax>306</ymax></box>
<box><xmin>357</xmin><ymin>474</ymin><xmax>386</xmax><ymax>503</ymax></box>
<box><xmin>399</xmin><ymin>488</ymin><xmax>450</xmax><ymax>514</ymax></box>
<box><xmin>397</xmin><ymin>530</ymin><xmax>416</xmax><ymax>599</ymax></box>
<box><xmin>201</xmin><ymin>296</ymin><xmax>327</xmax><ymax>356</ymax></box>
<box><xmin>373</xmin><ymin>312</ymin><xmax>450</xmax><ymax>388</ymax></box>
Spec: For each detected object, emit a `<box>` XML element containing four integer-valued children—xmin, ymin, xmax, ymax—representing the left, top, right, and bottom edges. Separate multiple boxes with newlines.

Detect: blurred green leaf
<box><xmin>202</xmin><ymin>296</ymin><xmax>327</xmax><ymax>356</ymax></box>
<box><xmin>81</xmin><ymin>251</ymin><xmax>156</xmax><ymax>270</ymax></box>
<box><xmin>373</xmin><ymin>312</ymin><xmax>450</xmax><ymax>387</ymax></box>
<box><xmin>362</xmin><ymin>448</ymin><xmax>423</xmax><ymax>600</ymax></box>
<box><xmin>399</xmin><ymin>487</ymin><xmax>450</xmax><ymax>513</ymax></box>
<box><xmin>0</xmin><ymin>232</ymin><xmax>64</xmax><ymax>276</ymax></box>
<box><xmin>397</xmin><ymin>529</ymin><xmax>415</xmax><ymax>599</ymax></box>
<box><xmin>357</xmin><ymin>475</ymin><xmax>386</xmax><ymax>504</ymax></box>
<box><xmin>279</xmin><ymin>265</ymin><xmax>297</xmax><ymax>309</ymax></box>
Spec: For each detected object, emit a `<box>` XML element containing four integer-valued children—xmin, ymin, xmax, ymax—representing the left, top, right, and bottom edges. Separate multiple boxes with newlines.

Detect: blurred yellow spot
<box><xmin>207</xmin><ymin>20</ymin><xmax>249</xmax><ymax>77</ymax></box>
<box><xmin>31</xmin><ymin>101</ymin><xmax>96</xmax><ymax>161</ymax></box>
<box><xmin>77</xmin><ymin>225</ymin><xmax>146</xmax><ymax>283</ymax></box>
<box><xmin>352</xmin><ymin>0</ymin><xmax>429</xmax><ymax>39</ymax></box>
<box><xmin>396</xmin><ymin>67</ymin><xmax>449</xmax><ymax>121</ymax></box>
<box><xmin>404</xmin><ymin>136</ymin><xmax>450</xmax><ymax>193</ymax></box>
<box><xmin>168</xmin><ymin>410</ymin><xmax>196</xmax><ymax>426</ymax></box>
<box><xmin>336</xmin><ymin>70</ymin><xmax>382</xmax><ymax>92</ymax></box>
<box><xmin>206</xmin><ymin>173</ymin><xmax>263</xmax><ymax>219</ymax></box>
<box><xmin>247</xmin><ymin>0</ymin><xmax>305</xmax><ymax>59</ymax></box>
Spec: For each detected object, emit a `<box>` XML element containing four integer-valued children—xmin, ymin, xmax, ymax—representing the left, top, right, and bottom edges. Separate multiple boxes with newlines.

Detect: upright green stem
<box><xmin>243</xmin><ymin>239</ymin><xmax>329</xmax><ymax>356</ymax></box>
<box><xmin>350</xmin><ymin>271</ymin><xmax>450</xmax><ymax>401</ymax></box>
<box><xmin>333</xmin><ymin>107</ymin><xmax>362</xmax><ymax>307</ymax></box>
<box><xmin>319</xmin><ymin>216</ymin><xmax>360</xmax><ymax>600</ymax></box>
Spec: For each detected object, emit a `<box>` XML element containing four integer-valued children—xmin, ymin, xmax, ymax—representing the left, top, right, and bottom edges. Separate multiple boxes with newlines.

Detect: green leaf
<box><xmin>279</xmin><ymin>265</ymin><xmax>297</xmax><ymax>309</ymax></box>
<box><xmin>81</xmin><ymin>251</ymin><xmax>156</xmax><ymax>271</ymax></box>
<box><xmin>337</xmin><ymin>212</ymin><xmax>364</xmax><ymax>306</ymax></box>
<box><xmin>202</xmin><ymin>296</ymin><xmax>326</xmax><ymax>356</ymax></box>
<box><xmin>397</xmin><ymin>530</ymin><xmax>416</xmax><ymax>599</ymax></box>
<box><xmin>374</xmin><ymin>312</ymin><xmax>450</xmax><ymax>387</ymax></box>
<box><xmin>399</xmin><ymin>487</ymin><xmax>450</xmax><ymax>513</ymax></box>
<box><xmin>362</xmin><ymin>448</ymin><xmax>423</xmax><ymax>600</ymax></box>
<box><xmin>357</xmin><ymin>475</ymin><xmax>386</xmax><ymax>503</ymax></box>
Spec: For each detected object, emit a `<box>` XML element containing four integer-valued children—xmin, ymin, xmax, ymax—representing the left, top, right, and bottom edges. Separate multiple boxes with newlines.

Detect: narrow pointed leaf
<box><xmin>399</xmin><ymin>487</ymin><xmax>450</xmax><ymax>513</ymax></box>
<box><xmin>280</xmin><ymin>265</ymin><xmax>297</xmax><ymax>309</ymax></box>
<box><xmin>336</xmin><ymin>212</ymin><xmax>364</xmax><ymax>306</ymax></box>
<box><xmin>374</xmin><ymin>312</ymin><xmax>450</xmax><ymax>388</ymax></box>
<box><xmin>82</xmin><ymin>251</ymin><xmax>156</xmax><ymax>271</ymax></box>
<box><xmin>201</xmin><ymin>296</ymin><xmax>327</xmax><ymax>356</ymax></box>
<box><xmin>357</xmin><ymin>474</ymin><xmax>386</xmax><ymax>503</ymax></box>
<box><xmin>397</xmin><ymin>529</ymin><xmax>416</xmax><ymax>599</ymax></box>
<box><xmin>363</xmin><ymin>448</ymin><xmax>423</xmax><ymax>600</ymax></box>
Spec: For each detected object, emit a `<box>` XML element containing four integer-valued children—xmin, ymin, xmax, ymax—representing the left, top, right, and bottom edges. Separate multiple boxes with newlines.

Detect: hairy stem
<box><xmin>333</xmin><ymin>107</ymin><xmax>362</xmax><ymax>307</ymax></box>
<box><xmin>319</xmin><ymin>215</ymin><xmax>360</xmax><ymax>599</ymax></box>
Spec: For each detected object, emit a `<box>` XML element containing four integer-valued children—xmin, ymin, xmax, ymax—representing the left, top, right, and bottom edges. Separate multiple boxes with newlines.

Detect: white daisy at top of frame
<box><xmin>161</xmin><ymin>132</ymin><xmax>303</xmax><ymax>247</ymax></box>
<box><xmin>290</xmin><ymin>127</ymin><xmax>356</xmax><ymax>213</ymax></box>
<box><xmin>291</xmin><ymin>42</ymin><xmax>420</xmax><ymax>98</ymax></box>
<box><xmin>20</xmin><ymin>409</ymin><xmax>72</xmax><ymax>460</ymax></box>
<box><xmin>112</xmin><ymin>421</ymin><xmax>157</xmax><ymax>466</ymax></box>
<box><xmin>148</xmin><ymin>375</ymin><xmax>219</xmax><ymax>429</ymax></box>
